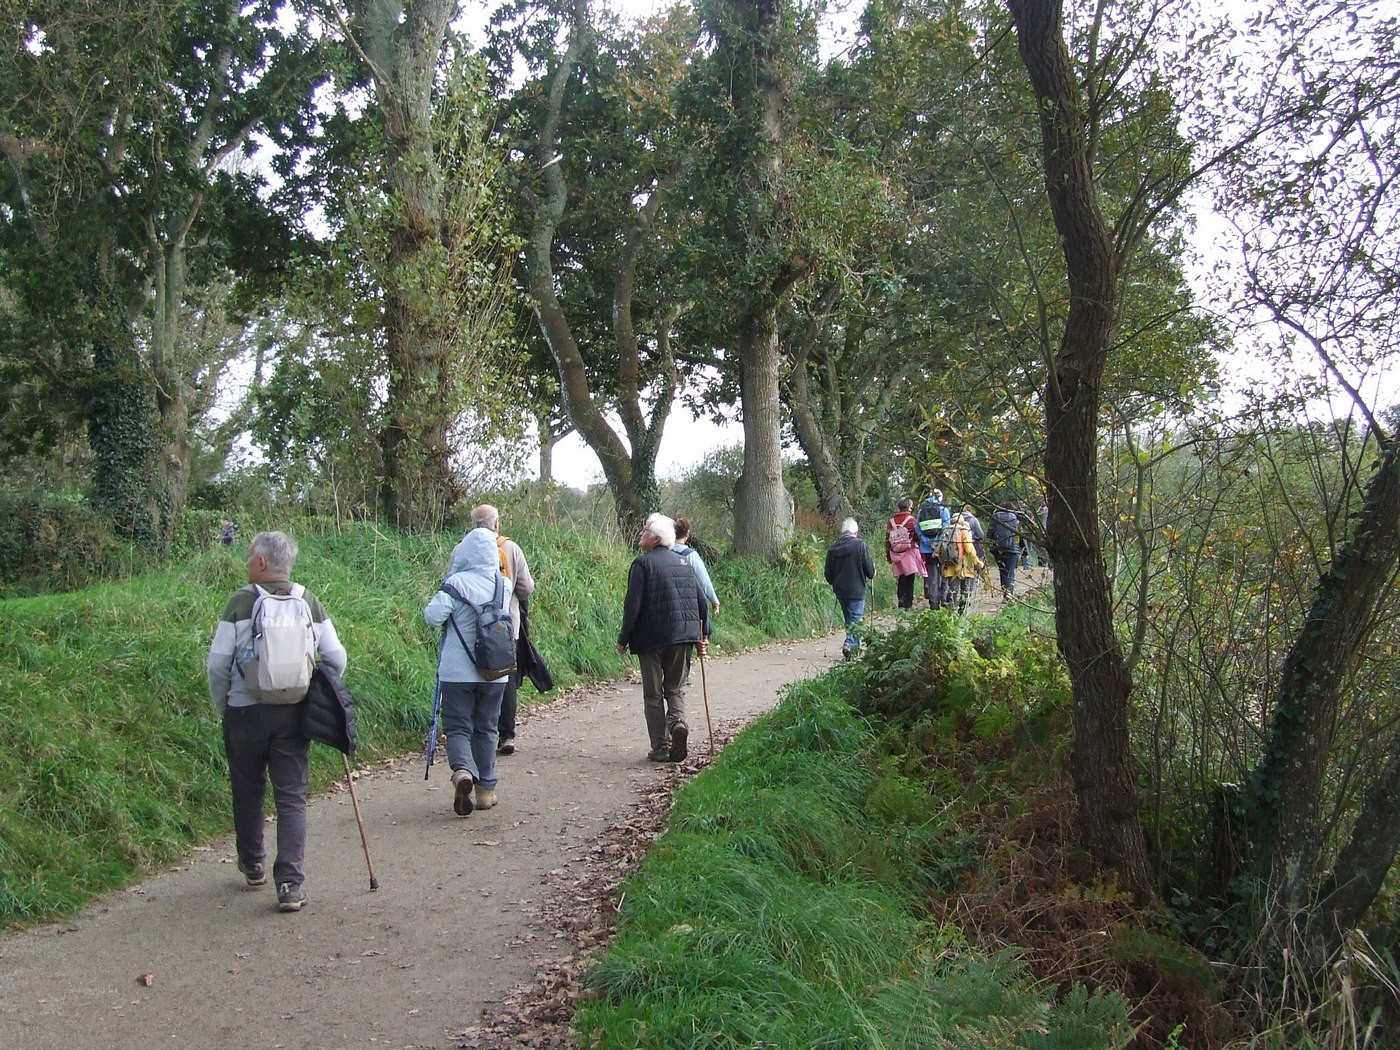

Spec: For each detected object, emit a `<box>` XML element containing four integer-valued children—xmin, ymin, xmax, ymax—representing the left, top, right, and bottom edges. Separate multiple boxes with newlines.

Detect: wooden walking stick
<box><xmin>342</xmin><ymin>752</ymin><xmax>379</xmax><ymax>891</ymax></box>
<box><xmin>698</xmin><ymin>646</ymin><xmax>716</xmax><ymax>755</ymax></box>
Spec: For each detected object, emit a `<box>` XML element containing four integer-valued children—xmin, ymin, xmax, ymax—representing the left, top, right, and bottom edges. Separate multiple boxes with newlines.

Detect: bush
<box><xmin>0</xmin><ymin>489</ymin><xmax>135</xmax><ymax>597</ymax></box>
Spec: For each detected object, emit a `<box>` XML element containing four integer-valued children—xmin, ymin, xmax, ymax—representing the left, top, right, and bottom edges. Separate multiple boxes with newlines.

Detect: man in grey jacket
<box><xmin>207</xmin><ymin>531</ymin><xmax>347</xmax><ymax>913</ymax></box>
<box><xmin>617</xmin><ymin>513</ymin><xmax>710</xmax><ymax>762</ymax></box>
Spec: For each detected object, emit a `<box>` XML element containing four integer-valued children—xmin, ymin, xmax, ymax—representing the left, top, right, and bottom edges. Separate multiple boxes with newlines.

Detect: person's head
<box><xmin>933</xmin><ymin>488</ymin><xmax>943</xmax><ymax>502</ymax></box>
<box><xmin>675</xmin><ymin>516</ymin><xmax>692</xmax><ymax>542</ymax></box>
<box><xmin>471</xmin><ymin>504</ymin><xmax>501</xmax><ymax>531</ymax></box>
<box><xmin>641</xmin><ymin>512</ymin><xmax>676</xmax><ymax>550</ymax></box>
<box><xmin>999</xmin><ymin>499</ymin><xmax>1015</xmax><ymax>511</ymax></box>
<box><xmin>448</xmin><ymin>526</ymin><xmax>501</xmax><ymax>574</ymax></box>
<box><xmin>840</xmin><ymin>518</ymin><xmax>859</xmax><ymax>537</ymax></box>
<box><xmin>897</xmin><ymin>498</ymin><xmax>912</xmax><ymax>512</ymax></box>
<box><xmin>962</xmin><ymin>503</ymin><xmax>974</xmax><ymax>514</ymax></box>
<box><xmin>247</xmin><ymin>531</ymin><xmax>297</xmax><ymax>583</ymax></box>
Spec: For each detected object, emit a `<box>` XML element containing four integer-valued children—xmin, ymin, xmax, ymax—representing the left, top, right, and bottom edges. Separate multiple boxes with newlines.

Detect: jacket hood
<box><xmin>448</xmin><ymin>527</ymin><xmax>499</xmax><ymax>576</ymax></box>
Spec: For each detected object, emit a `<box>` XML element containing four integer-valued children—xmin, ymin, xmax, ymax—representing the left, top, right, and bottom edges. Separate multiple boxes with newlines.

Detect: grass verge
<box><xmin>574</xmin><ymin>661</ymin><xmax>1137</xmax><ymax>1049</ymax></box>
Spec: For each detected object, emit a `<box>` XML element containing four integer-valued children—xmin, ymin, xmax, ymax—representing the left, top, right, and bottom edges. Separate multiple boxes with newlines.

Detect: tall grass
<box><xmin>575</xmin><ymin>672</ymin><xmax>1133</xmax><ymax>1049</ymax></box>
<box><xmin>0</xmin><ymin>517</ymin><xmax>840</xmax><ymax>927</ymax></box>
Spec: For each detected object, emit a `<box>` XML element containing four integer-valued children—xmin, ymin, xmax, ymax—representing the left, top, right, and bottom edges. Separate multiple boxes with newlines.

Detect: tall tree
<box><xmin>0</xmin><ymin>0</ymin><xmax>324</xmax><ymax>543</ymax></box>
<box><xmin>500</xmin><ymin>0</ymin><xmax>697</xmax><ymax>538</ymax></box>
<box><xmin>697</xmin><ymin>0</ymin><xmax>810</xmax><ymax>556</ymax></box>
<box><xmin>317</xmin><ymin>0</ymin><xmax>466</xmax><ymax>530</ymax></box>
<box><xmin>1005</xmin><ymin>0</ymin><xmax>1154</xmax><ymax>899</ymax></box>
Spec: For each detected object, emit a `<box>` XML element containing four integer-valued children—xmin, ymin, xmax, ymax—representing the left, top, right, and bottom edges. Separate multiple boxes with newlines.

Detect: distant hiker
<box><xmin>940</xmin><ymin>512</ymin><xmax>985</xmax><ymax>615</ymax></box>
<box><xmin>206</xmin><ymin>530</ymin><xmax>347</xmax><ymax>913</ymax></box>
<box><xmin>989</xmin><ymin>501</ymin><xmax>1024</xmax><ymax>601</ymax></box>
<box><xmin>915</xmin><ymin>488</ymin><xmax>951</xmax><ymax>610</ymax></box>
<box><xmin>885</xmin><ymin>498</ymin><xmax>925</xmax><ymax>611</ymax></box>
<box><xmin>824</xmin><ymin>518</ymin><xmax>875</xmax><ymax>657</ymax></box>
<box><xmin>220</xmin><ymin>516</ymin><xmax>239</xmax><ymax>547</ymax></box>
<box><xmin>469</xmin><ymin>504</ymin><xmax>535</xmax><ymax>757</ymax></box>
<box><xmin>673</xmin><ymin>517</ymin><xmax>720</xmax><ymax>617</ymax></box>
<box><xmin>426</xmin><ymin>526</ymin><xmax>513</xmax><ymax>816</ymax></box>
<box><xmin>961</xmin><ymin>503</ymin><xmax>987</xmax><ymax>564</ymax></box>
<box><xmin>617</xmin><ymin>513</ymin><xmax>710</xmax><ymax>763</ymax></box>
<box><xmin>673</xmin><ymin>515</ymin><xmax>720</xmax><ymax>688</ymax></box>
<box><xmin>1035</xmin><ymin>495</ymin><xmax>1051</xmax><ymax>569</ymax></box>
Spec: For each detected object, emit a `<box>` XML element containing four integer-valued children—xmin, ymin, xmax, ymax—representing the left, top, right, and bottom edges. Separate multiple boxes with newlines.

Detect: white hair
<box><xmin>645</xmin><ymin>512</ymin><xmax>676</xmax><ymax>547</ymax></box>
<box><xmin>841</xmin><ymin>518</ymin><xmax>859</xmax><ymax>536</ymax></box>
<box><xmin>250</xmin><ymin>531</ymin><xmax>298</xmax><ymax>574</ymax></box>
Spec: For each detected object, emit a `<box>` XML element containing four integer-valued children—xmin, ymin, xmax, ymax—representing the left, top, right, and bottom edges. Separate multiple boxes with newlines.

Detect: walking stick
<box><xmin>698</xmin><ymin>647</ymin><xmax>716</xmax><ymax>755</ymax></box>
<box><xmin>342</xmin><ymin>752</ymin><xmax>379</xmax><ymax>891</ymax></box>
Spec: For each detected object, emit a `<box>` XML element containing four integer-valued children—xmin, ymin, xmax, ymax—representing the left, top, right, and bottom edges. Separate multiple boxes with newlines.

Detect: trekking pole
<box><xmin>341</xmin><ymin>752</ymin><xmax>379</xmax><ymax>891</ymax></box>
<box><xmin>698</xmin><ymin>647</ymin><xmax>716</xmax><ymax>755</ymax></box>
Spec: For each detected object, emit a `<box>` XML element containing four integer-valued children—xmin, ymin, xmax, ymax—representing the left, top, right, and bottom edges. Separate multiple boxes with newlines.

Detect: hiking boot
<box><xmin>669</xmin><ymin>723</ymin><xmax>689</xmax><ymax>763</ymax></box>
<box><xmin>276</xmin><ymin>882</ymin><xmax>306</xmax><ymax>912</ymax></box>
<box><xmin>496</xmin><ymin>736</ymin><xmax>516</xmax><ymax>756</ymax></box>
<box><xmin>452</xmin><ymin>769</ymin><xmax>475</xmax><ymax>816</ymax></box>
<box><xmin>474</xmin><ymin>785</ymin><xmax>498</xmax><ymax>810</ymax></box>
<box><xmin>237</xmin><ymin>859</ymin><xmax>266</xmax><ymax>888</ymax></box>
<box><xmin>647</xmin><ymin>748</ymin><xmax>670</xmax><ymax>762</ymax></box>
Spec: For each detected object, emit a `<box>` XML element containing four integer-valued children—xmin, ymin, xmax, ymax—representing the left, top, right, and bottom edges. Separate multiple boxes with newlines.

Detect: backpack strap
<box><xmin>439</xmin><ymin>582</ymin><xmax>475</xmax><ymax>654</ymax></box>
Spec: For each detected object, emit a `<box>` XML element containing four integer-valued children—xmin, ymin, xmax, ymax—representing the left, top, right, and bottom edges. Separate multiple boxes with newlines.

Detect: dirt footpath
<box><xmin>0</xmin><ymin>635</ymin><xmax>843</xmax><ymax>1050</ymax></box>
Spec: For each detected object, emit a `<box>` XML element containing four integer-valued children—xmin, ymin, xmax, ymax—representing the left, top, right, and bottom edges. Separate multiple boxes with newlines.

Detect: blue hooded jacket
<box><xmin>424</xmin><ymin>527</ymin><xmax>506</xmax><ymax>683</ymax></box>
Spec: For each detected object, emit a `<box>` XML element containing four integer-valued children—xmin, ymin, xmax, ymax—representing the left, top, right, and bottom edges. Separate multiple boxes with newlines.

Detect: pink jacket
<box><xmin>886</xmin><ymin>513</ymin><xmax>926</xmax><ymax>577</ymax></box>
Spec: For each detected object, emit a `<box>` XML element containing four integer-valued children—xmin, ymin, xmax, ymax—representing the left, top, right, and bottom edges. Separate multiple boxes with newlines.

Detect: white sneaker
<box><xmin>474</xmin><ymin>786</ymin><xmax>497</xmax><ymax>810</ymax></box>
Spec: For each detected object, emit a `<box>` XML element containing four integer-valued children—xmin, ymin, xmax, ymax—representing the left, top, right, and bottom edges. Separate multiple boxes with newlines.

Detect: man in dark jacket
<box><xmin>824</xmin><ymin>518</ymin><xmax>876</xmax><ymax>657</ymax></box>
<box><xmin>618</xmin><ymin>513</ymin><xmax>710</xmax><ymax>762</ymax></box>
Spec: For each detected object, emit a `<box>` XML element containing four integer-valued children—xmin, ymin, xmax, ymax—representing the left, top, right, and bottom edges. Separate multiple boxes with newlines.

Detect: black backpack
<box><xmin>916</xmin><ymin>499</ymin><xmax>945</xmax><ymax>539</ymax></box>
<box><xmin>990</xmin><ymin>511</ymin><xmax>1021</xmax><ymax>551</ymax></box>
<box><xmin>441</xmin><ymin>575</ymin><xmax>517</xmax><ymax>681</ymax></box>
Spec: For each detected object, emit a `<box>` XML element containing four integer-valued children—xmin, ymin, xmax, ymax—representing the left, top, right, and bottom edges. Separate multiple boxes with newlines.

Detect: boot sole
<box><xmin>453</xmin><ymin>777</ymin><xmax>475</xmax><ymax>816</ymax></box>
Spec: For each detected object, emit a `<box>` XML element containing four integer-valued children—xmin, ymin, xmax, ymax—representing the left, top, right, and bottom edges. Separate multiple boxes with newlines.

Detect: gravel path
<box><xmin>0</xmin><ymin>634</ymin><xmax>844</xmax><ymax>1050</ymax></box>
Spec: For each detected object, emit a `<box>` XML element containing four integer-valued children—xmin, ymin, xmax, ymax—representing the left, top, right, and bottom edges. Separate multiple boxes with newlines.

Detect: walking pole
<box><xmin>698</xmin><ymin>647</ymin><xmax>716</xmax><ymax>755</ymax></box>
<box><xmin>341</xmin><ymin>752</ymin><xmax>379</xmax><ymax>891</ymax></box>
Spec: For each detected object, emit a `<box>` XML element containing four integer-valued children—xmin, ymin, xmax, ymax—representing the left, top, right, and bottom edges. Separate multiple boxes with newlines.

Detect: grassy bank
<box><xmin>0</xmin><ymin>519</ymin><xmax>844</xmax><ymax>927</ymax></box>
<box><xmin>574</xmin><ymin>608</ymin><xmax>1227</xmax><ymax>1048</ymax></box>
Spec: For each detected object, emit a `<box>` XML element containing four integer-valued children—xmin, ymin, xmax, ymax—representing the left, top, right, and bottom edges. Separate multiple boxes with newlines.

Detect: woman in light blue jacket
<box><xmin>424</xmin><ymin>527</ymin><xmax>507</xmax><ymax>816</ymax></box>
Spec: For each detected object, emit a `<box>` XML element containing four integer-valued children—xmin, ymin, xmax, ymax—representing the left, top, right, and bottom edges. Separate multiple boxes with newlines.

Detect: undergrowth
<box><xmin>574</xmin><ymin>609</ymin><xmax>1249</xmax><ymax>1049</ymax></box>
<box><xmin>0</xmin><ymin>516</ymin><xmax>840</xmax><ymax>927</ymax></box>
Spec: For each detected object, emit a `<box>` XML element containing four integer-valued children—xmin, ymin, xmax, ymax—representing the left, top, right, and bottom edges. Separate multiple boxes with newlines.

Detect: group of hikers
<box><xmin>823</xmin><ymin>489</ymin><xmax>1045</xmax><ymax>656</ymax></box>
<box><xmin>204</xmin><ymin>507</ymin><xmax>719</xmax><ymax>913</ymax></box>
<box><xmin>203</xmin><ymin>494</ymin><xmax>1041</xmax><ymax>912</ymax></box>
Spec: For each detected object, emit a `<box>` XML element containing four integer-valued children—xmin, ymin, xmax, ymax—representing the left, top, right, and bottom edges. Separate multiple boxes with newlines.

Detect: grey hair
<box><xmin>250</xmin><ymin>531</ymin><xmax>298</xmax><ymax>574</ymax></box>
<box><xmin>841</xmin><ymin>518</ymin><xmax>859</xmax><ymax>536</ymax></box>
<box><xmin>644</xmin><ymin>512</ymin><xmax>677</xmax><ymax>547</ymax></box>
<box><xmin>471</xmin><ymin>504</ymin><xmax>500</xmax><ymax>529</ymax></box>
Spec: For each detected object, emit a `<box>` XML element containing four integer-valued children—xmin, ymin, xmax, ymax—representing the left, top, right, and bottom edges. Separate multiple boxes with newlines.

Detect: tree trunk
<box><xmin>521</xmin><ymin>0</ymin><xmax>666</xmax><ymax>539</ymax></box>
<box><xmin>1253</xmin><ymin>443</ymin><xmax>1400</xmax><ymax>941</ymax></box>
<box><xmin>715</xmin><ymin>0</ymin><xmax>793</xmax><ymax>557</ymax></box>
<box><xmin>733</xmin><ymin>309</ymin><xmax>792</xmax><ymax>552</ymax></box>
<box><xmin>350</xmin><ymin>0</ymin><xmax>459</xmax><ymax>531</ymax></box>
<box><xmin>1007</xmin><ymin>0</ymin><xmax>1154</xmax><ymax>901</ymax></box>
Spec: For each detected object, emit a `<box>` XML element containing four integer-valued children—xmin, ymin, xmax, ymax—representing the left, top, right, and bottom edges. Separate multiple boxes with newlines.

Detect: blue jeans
<box><xmin>840</xmin><ymin>597</ymin><xmax>865</xmax><ymax>650</ymax></box>
<box><xmin>440</xmin><ymin>681</ymin><xmax>505</xmax><ymax>788</ymax></box>
<box><xmin>994</xmin><ymin>548</ymin><xmax>1018</xmax><ymax>595</ymax></box>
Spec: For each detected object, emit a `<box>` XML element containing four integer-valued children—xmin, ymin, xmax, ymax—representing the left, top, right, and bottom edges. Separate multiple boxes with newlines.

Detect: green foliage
<box><xmin>0</xmin><ymin>515</ymin><xmax>837</xmax><ymax>926</ymax></box>
<box><xmin>576</xmin><ymin>677</ymin><xmax>1130</xmax><ymax>1048</ymax></box>
<box><xmin>0</xmin><ymin>488</ymin><xmax>137</xmax><ymax>597</ymax></box>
